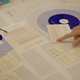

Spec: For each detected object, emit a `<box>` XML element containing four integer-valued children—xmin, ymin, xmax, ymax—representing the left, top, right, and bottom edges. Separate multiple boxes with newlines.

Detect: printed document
<box><xmin>47</xmin><ymin>24</ymin><xmax>74</xmax><ymax>43</ymax></box>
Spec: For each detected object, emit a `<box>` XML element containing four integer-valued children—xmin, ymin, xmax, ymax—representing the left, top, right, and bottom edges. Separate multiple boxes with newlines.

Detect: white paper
<box><xmin>47</xmin><ymin>24</ymin><xmax>74</xmax><ymax>43</ymax></box>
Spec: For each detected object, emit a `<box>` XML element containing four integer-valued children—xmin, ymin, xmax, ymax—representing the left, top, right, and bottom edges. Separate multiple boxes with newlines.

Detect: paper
<box><xmin>0</xmin><ymin>40</ymin><xmax>3</xmax><ymax>45</ymax></box>
<box><xmin>0</xmin><ymin>55</ymin><xmax>17</xmax><ymax>70</ymax></box>
<box><xmin>15</xmin><ymin>37</ymin><xmax>49</xmax><ymax>54</ymax></box>
<box><xmin>47</xmin><ymin>24</ymin><xmax>74</xmax><ymax>43</ymax></box>
<box><xmin>0</xmin><ymin>71</ymin><xmax>22</xmax><ymax>80</ymax></box>
<box><xmin>21</xmin><ymin>49</ymin><xmax>56</xmax><ymax>77</ymax></box>
<box><xmin>56</xmin><ymin>52</ymin><xmax>76</xmax><ymax>65</ymax></box>
<box><xmin>70</xmin><ymin>47</ymin><xmax>80</xmax><ymax>59</ymax></box>
<box><xmin>47</xmin><ymin>44</ymin><xmax>65</xmax><ymax>56</ymax></box>
<box><xmin>0</xmin><ymin>75</ymin><xmax>9</xmax><ymax>80</ymax></box>
<box><xmin>7</xmin><ymin>50</ymin><xmax>23</xmax><ymax>64</ymax></box>
<box><xmin>0</xmin><ymin>65</ymin><xmax>6</xmax><ymax>74</ymax></box>
<box><xmin>2</xmin><ymin>24</ymin><xmax>43</xmax><ymax>48</ymax></box>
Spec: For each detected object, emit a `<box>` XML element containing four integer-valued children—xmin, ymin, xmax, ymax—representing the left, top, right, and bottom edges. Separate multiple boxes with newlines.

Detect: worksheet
<box><xmin>0</xmin><ymin>22</ymin><xmax>80</xmax><ymax>80</ymax></box>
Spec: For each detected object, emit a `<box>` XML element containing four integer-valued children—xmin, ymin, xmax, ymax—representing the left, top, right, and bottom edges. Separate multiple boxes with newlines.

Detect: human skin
<box><xmin>57</xmin><ymin>25</ymin><xmax>80</xmax><ymax>46</ymax></box>
<box><xmin>0</xmin><ymin>2</ymin><xmax>2</xmax><ymax>6</ymax></box>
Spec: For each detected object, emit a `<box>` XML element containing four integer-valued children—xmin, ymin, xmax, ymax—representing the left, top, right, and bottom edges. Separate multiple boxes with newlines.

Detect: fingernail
<box><xmin>72</xmin><ymin>42</ymin><xmax>76</xmax><ymax>46</ymax></box>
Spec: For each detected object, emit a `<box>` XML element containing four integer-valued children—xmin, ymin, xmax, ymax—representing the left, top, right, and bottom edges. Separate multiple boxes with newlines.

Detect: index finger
<box><xmin>57</xmin><ymin>32</ymin><xmax>74</xmax><ymax>41</ymax></box>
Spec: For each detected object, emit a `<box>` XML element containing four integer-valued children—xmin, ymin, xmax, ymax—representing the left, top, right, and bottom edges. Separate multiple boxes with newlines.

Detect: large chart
<box><xmin>1</xmin><ymin>4</ymin><xmax>80</xmax><ymax>80</ymax></box>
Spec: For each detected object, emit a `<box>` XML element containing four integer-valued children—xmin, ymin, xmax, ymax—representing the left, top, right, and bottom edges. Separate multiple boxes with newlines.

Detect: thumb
<box><xmin>72</xmin><ymin>37</ymin><xmax>80</xmax><ymax>46</ymax></box>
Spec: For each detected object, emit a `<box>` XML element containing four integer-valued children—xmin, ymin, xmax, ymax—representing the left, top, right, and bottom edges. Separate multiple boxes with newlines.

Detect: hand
<box><xmin>57</xmin><ymin>25</ymin><xmax>80</xmax><ymax>46</ymax></box>
<box><xmin>0</xmin><ymin>2</ymin><xmax>2</xmax><ymax>6</ymax></box>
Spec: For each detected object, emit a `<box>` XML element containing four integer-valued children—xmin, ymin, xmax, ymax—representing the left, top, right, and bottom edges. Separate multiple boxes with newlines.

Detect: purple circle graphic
<box><xmin>37</xmin><ymin>9</ymin><xmax>80</xmax><ymax>32</ymax></box>
<box><xmin>48</xmin><ymin>14</ymin><xmax>80</xmax><ymax>29</ymax></box>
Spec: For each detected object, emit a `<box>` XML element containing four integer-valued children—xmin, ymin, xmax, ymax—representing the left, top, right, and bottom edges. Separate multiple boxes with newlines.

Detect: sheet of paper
<box><xmin>0</xmin><ymin>71</ymin><xmax>22</xmax><ymax>80</ymax></box>
<box><xmin>69</xmin><ymin>47</ymin><xmax>80</xmax><ymax>59</ymax></box>
<box><xmin>7</xmin><ymin>50</ymin><xmax>23</xmax><ymax>64</ymax></box>
<box><xmin>0</xmin><ymin>40</ymin><xmax>3</xmax><ymax>45</ymax></box>
<box><xmin>56</xmin><ymin>52</ymin><xmax>76</xmax><ymax>65</ymax></box>
<box><xmin>0</xmin><ymin>65</ymin><xmax>6</xmax><ymax>74</ymax></box>
<box><xmin>47</xmin><ymin>44</ymin><xmax>65</xmax><ymax>56</ymax></box>
<box><xmin>0</xmin><ymin>55</ymin><xmax>17</xmax><ymax>70</ymax></box>
<box><xmin>2</xmin><ymin>23</ymin><xmax>43</xmax><ymax>48</ymax></box>
<box><xmin>47</xmin><ymin>24</ymin><xmax>74</xmax><ymax>43</ymax></box>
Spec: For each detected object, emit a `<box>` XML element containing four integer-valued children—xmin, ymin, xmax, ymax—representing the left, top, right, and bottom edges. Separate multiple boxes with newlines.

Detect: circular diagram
<box><xmin>37</xmin><ymin>9</ymin><xmax>80</xmax><ymax>32</ymax></box>
<box><xmin>48</xmin><ymin>14</ymin><xmax>80</xmax><ymax>29</ymax></box>
<box><xmin>26</xmin><ymin>5</ymin><xmax>80</xmax><ymax>40</ymax></box>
